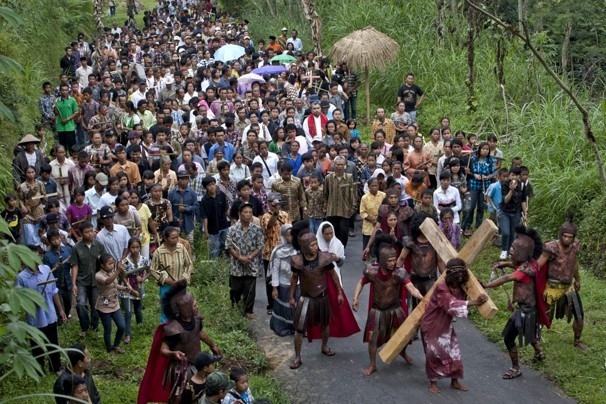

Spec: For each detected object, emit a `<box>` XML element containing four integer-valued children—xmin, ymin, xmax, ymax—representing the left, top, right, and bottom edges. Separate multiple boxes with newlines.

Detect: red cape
<box><xmin>536</xmin><ymin>261</ymin><xmax>551</xmax><ymax>329</ymax></box>
<box><xmin>138</xmin><ymin>324</ymin><xmax>172</xmax><ymax>404</ymax></box>
<box><xmin>307</xmin><ymin>273</ymin><xmax>360</xmax><ymax>342</ymax></box>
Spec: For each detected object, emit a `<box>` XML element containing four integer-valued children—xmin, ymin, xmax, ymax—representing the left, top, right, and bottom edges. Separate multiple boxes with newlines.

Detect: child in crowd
<box><xmin>306</xmin><ymin>174</ymin><xmax>326</xmax><ymax>235</ymax></box>
<box><xmin>347</xmin><ymin>119</ymin><xmax>360</xmax><ymax>139</ymax></box>
<box><xmin>1</xmin><ymin>194</ymin><xmax>22</xmax><ymax>242</ymax></box>
<box><xmin>415</xmin><ymin>189</ymin><xmax>438</xmax><ymax>220</ymax></box>
<box><xmin>405</xmin><ymin>172</ymin><xmax>427</xmax><ymax>205</ymax></box>
<box><xmin>223</xmin><ymin>368</ymin><xmax>254</xmax><ymax>404</ymax></box>
<box><xmin>439</xmin><ymin>208</ymin><xmax>461</xmax><ymax>251</ymax></box>
<box><xmin>182</xmin><ymin>352</ymin><xmax>222</xmax><ymax>403</ymax></box>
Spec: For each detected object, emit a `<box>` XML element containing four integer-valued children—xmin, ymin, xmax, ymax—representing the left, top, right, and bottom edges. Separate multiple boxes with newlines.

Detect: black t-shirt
<box><xmin>397</xmin><ymin>84</ymin><xmax>424</xmax><ymax>112</ymax></box>
<box><xmin>1</xmin><ymin>208</ymin><xmax>22</xmax><ymax>240</ymax></box>
<box><xmin>499</xmin><ymin>181</ymin><xmax>527</xmax><ymax>214</ymax></box>
<box><xmin>200</xmin><ymin>191</ymin><xmax>230</xmax><ymax>234</ymax></box>
<box><xmin>229</xmin><ymin>196</ymin><xmax>264</xmax><ymax>221</ymax></box>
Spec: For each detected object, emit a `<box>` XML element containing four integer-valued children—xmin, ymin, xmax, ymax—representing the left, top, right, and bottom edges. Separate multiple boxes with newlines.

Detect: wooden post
<box><xmin>365</xmin><ymin>66</ymin><xmax>370</xmax><ymax>124</ymax></box>
<box><xmin>378</xmin><ymin>218</ymin><xmax>498</xmax><ymax>364</ymax></box>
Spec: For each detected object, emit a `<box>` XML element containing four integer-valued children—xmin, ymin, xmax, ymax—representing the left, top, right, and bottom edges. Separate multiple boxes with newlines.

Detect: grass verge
<box><xmin>467</xmin><ymin>241</ymin><xmax>606</xmax><ymax>403</ymax></box>
<box><xmin>0</xmin><ymin>237</ymin><xmax>290</xmax><ymax>403</ymax></box>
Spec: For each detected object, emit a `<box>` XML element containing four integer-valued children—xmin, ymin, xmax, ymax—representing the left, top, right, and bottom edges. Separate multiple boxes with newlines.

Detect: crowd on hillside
<box><xmin>8</xmin><ymin>0</ymin><xmax>589</xmax><ymax>402</ymax></box>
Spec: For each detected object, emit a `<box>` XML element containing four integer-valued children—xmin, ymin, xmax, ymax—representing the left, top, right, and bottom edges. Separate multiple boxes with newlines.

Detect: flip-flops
<box><xmin>321</xmin><ymin>348</ymin><xmax>336</xmax><ymax>357</ymax></box>
<box><xmin>502</xmin><ymin>368</ymin><xmax>522</xmax><ymax>379</ymax></box>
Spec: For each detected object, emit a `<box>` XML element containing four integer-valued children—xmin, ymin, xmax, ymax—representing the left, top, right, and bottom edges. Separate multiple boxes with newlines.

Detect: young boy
<box><xmin>296</xmin><ymin>153</ymin><xmax>323</xmax><ymax>189</ymax></box>
<box><xmin>486</xmin><ymin>168</ymin><xmax>509</xmax><ymax>224</ymax></box>
<box><xmin>38</xmin><ymin>164</ymin><xmax>59</xmax><ymax>205</ymax></box>
<box><xmin>415</xmin><ymin>189</ymin><xmax>438</xmax><ymax>220</ymax></box>
<box><xmin>43</xmin><ymin>228</ymin><xmax>73</xmax><ymax>316</ymax></box>
<box><xmin>352</xmin><ymin>245</ymin><xmax>423</xmax><ymax>376</ymax></box>
<box><xmin>200</xmin><ymin>176</ymin><xmax>230</xmax><ymax>259</ymax></box>
<box><xmin>1</xmin><ymin>194</ymin><xmax>22</xmax><ymax>242</ymax></box>
<box><xmin>305</xmin><ymin>174</ymin><xmax>326</xmax><ymax>234</ymax></box>
<box><xmin>250</xmin><ymin>173</ymin><xmax>268</xmax><ymax>213</ymax></box>
<box><xmin>181</xmin><ymin>351</ymin><xmax>222</xmax><ymax>403</ymax></box>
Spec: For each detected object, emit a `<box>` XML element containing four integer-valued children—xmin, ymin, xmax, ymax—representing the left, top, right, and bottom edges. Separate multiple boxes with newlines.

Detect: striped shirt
<box><xmin>150</xmin><ymin>243</ymin><xmax>193</xmax><ymax>285</ymax></box>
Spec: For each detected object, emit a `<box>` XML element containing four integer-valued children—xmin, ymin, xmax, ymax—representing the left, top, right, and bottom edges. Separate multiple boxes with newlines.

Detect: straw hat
<box><xmin>18</xmin><ymin>134</ymin><xmax>41</xmax><ymax>145</ymax></box>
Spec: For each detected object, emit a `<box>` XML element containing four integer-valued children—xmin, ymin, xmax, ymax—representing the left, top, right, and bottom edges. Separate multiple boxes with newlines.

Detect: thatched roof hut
<box><xmin>330</xmin><ymin>27</ymin><xmax>400</xmax><ymax>123</ymax></box>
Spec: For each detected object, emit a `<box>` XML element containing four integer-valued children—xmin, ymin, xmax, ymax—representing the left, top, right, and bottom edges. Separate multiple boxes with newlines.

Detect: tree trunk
<box><xmin>561</xmin><ymin>19</ymin><xmax>573</xmax><ymax>77</ymax></box>
<box><xmin>365</xmin><ymin>67</ymin><xmax>370</xmax><ymax>124</ymax></box>
<box><xmin>93</xmin><ymin>0</ymin><xmax>105</xmax><ymax>67</ymax></box>
<box><xmin>464</xmin><ymin>0</ymin><xmax>606</xmax><ymax>189</ymax></box>
<box><xmin>300</xmin><ymin>0</ymin><xmax>322</xmax><ymax>56</ymax></box>
<box><xmin>437</xmin><ymin>0</ymin><xmax>445</xmax><ymax>47</ymax></box>
<box><xmin>466</xmin><ymin>5</ymin><xmax>475</xmax><ymax>113</ymax></box>
<box><xmin>517</xmin><ymin>0</ymin><xmax>525</xmax><ymax>34</ymax></box>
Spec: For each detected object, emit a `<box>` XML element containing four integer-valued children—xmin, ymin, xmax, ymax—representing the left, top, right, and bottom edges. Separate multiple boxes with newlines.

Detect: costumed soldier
<box><xmin>352</xmin><ymin>240</ymin><xmax>423</xmax><ymax>376</ymax></box>
<box><xmin>138</xmin><ymin>281</ymin><xmax>221</xmax><ymax>404</ymax></box>
<box><xmin>537</xmin><ymin>212</ymin><xmax>587</xmax><ymax>350</ymax></box>
<box><xmin>288</xmin><ymin>233</ymin><xmax>359</xmax><ymax>369</ymax></box>
<box><xmin>483</xmin><ymin>225</ymin><xmax>550</xmax><ymax>380</ymax></box>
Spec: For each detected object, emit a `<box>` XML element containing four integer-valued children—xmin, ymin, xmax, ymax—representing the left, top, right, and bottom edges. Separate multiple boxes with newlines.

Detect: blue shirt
<box><xmin>468</xmin><ymin>155</ymin><xmax>495</xmax><ymax>191</ymax></box>
<box><xmin>208</xmin><ymin>142</ymin><xmax>236</xmax><ymax>163</ymax></box>
<box><xmin>486</xmin><ymin>182</ymin><xmax>503</xmax><ymax>213</ymax></box>
<box><xmin>168</xmin><ymin>186</ymin><xmax>199</xmax><ymax>234</ymax></box>
<box><xmin>16</xmin><ymin>265</ymin><xmax>58</xmax><ymax>328</ymax></box>
<box><xmin>42</xmin><ymin>245</ymin><xmax>73</xmax><ymax>289</ymax></box>
<box><xmin>286</xmin><ymin>153</ymin><xmax>302</xmax><ymax>176</ymax></box>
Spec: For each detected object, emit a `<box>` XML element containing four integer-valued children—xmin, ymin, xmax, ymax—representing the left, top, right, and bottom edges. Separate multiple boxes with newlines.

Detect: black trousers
<box><xmin>327</xmin><ymin>216</ymin><xmax>350</xmax><ymax>247</ymax></box>
<box><xmin>229</xmin><ymin>275</ymin><xmax>257</xmax><ymax>314</ymax></box>
<box><xmin>31</xmin><ymin>321</ymin><xmax>61</xmax><ymax>373</ymax></box>
<box><xmin>263</xmin><ymin>259</ymin><xmax>274</xmax><ymax>310</ymax></box>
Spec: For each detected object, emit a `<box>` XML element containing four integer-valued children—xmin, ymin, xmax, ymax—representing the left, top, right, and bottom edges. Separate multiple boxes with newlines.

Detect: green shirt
<box><xmin>55</xmin><ymin>97</ymin><xmax>79</xmax><ymax>132</ymax></box>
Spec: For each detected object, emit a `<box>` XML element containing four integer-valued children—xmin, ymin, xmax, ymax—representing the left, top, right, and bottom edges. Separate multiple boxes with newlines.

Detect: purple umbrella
<box><xmin>252</xmin><ymin>65</ymin><xmax>288</xmax><ymax>75</ymax></box>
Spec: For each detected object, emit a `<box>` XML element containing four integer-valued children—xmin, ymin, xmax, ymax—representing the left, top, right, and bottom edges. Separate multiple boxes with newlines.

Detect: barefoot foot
<box><xmin>362</xmin><ymin>365</ymin><xmax>377</xmax><ymax>376</ymax></box>
<box><xmin>450</xmin><ymin>380</ymin><xmax>469</xmax><ymax>392</ymax></box>
<box><xmin>429</xmin><ymin>383</ymin><xmax>440</xmax><ymax>394</ymax></box>
<box><xmin>400</xmin><ymin>350</ymin><xmax>413</xmax><ymax>365</ymax></box>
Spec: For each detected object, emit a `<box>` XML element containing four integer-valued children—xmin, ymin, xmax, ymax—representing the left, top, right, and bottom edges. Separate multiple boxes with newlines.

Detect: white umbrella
<box><xmin>237</xmin><ymin>73</ymin><xmax>266</xmax><ymax>86</ymax></box>
<box><xmin>213</xmin><ymin>44</ymin><xmax>246</xmax><ymax>62</ymax></box>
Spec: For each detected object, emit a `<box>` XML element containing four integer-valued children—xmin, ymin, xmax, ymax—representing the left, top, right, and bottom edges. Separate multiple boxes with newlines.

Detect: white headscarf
<box><xmin>315</xmin><ymin>221</ymin><xmax>345</xmax><ymax>263</ymax></box>
<box><xmin>363</xmin><ymin>168</ymin><xmax>386</xmax><ymax>193</ymax></box>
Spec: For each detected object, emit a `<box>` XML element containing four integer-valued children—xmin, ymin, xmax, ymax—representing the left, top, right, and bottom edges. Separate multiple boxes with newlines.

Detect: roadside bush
<box><xmin>578</xmin><ymin>191</ymin><xmax>606</xmax><ymax>279</ymax></box>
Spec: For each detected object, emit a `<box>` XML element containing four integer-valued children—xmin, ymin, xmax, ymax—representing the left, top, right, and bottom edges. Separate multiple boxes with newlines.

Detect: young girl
<box><xmin>439</xmin><ymin>207</ymin><xmax>461</xmax><ymax>251</ymax></box>
<box><xmin>113</xmin><ymin>195</ymin><xmax>142</xmax><ymax>238</ymax></box>
<box><xmin>269</xmin><ymin>126</ymin><xmax>286</xmax><ymax>155</ymax></box>
<box><xmin>83</xmin><ymin>171</ymin><xmax>97</xmax><ymax>191</ymax></box>
<box><xmin>120</xmin><ymin>238</ymin><xmax>150</xmax><ymax>345</ymax></box>
<box><xmin>347</xmin><ymin>119</ymin><xmax>360</xmax><ymax>139</ymax></box>
<box><xmin>146</xmin><ymin>183</ymin><xmax>173</xmax><ymax>242</ymax></box>
<box><xmin>95</xmin><ymin>253</ymin><xmax>134</xmax><ymax>354</ymax></box>
<box><xmin>19</xmin><ymin>166</ymin><xmax>46</xmax><ymax>250</ymax></box>
<box><xmin>230</xmin><ymin>150</ymin><xmax>250</xmax><ymax>182</ymax></box>
<box><xmin>116</xmin><ymin>171</ymin><xmax>132</xmax><ymax>191</ymax></box>
<box><xmin>130</xmin><ymin>189</ymin><xmax>153</xmax><ymax>258</ymax></box>
<box><xmin>223</xmin><ymin>368</ymin><xmax>254</xmax><ymax>404</ymax></box>
<box><xmin>362</xmin><ymin>210</ymin><xmax>403</xmax><ymax>261</ymax></box>
<box><xmin>66</xmin><ymin>187</ymin><xmax>93</xmax><ymax>242</ymax></box>
<box><xmin>463</xmin><ymin>142</ymin><xmax>495</xmax><ymax>236</ymax></box>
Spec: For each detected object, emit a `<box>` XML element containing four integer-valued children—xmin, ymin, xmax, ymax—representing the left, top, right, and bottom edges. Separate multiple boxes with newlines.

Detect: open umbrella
<box><xmin>330</xmin><ymin>26</ymin><xmax>400</xmax><ymax>123</ymax></box>
<box><xmin>214</xmin><ymin>44</ymin><xmax>246</xmax><ymax>62</ymax></box>
<box><xmin>269</xmin><ymin>54</ymin><xmax>296</xmax><ymax>63</ymax></box>
<box><xmin>252</xmin><ymin>65</ymin><xmax>288</xmax><ymax>75</ymax></box>
<box><xmin>237</xmin><ymin>73</ymin><xmax>266</xmax><ymax>86</ymax></box>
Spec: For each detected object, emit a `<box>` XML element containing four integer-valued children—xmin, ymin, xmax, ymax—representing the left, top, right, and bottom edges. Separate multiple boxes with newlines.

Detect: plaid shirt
<box><xmin>189</xmin><ymin>173</ymin><xmax>206</xmax><ymax>201</ymax></box>
<box><xmin>251</xmin><ymin>187</ymin><xmax>268</xmax><ymax>211</ymax></box>
<box><xmin>468</xmin><ymin>155</ymin><xmax>495</xmax><ymax>191</ymax></box>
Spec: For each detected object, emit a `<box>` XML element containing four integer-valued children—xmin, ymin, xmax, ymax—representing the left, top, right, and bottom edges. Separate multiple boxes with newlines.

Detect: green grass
<box><xmin>467</xmin><ymin>242</ymin><xmax>606</xmax><ymax>404</ymax></box>
<box><xmin>0</xmin><ymin>236</ymin><xmax>290</xmax><ymax>403</ymax></box>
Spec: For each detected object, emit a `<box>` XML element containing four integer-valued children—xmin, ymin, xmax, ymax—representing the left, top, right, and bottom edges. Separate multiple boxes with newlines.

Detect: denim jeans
<box><xmin>309</xmin><ymin>218</ymin><xmax>324</xmax><ymax>235</ymax></box>
<box><xmin>499</xmin><ymin>212</ymin><xmax>521</xmax><ymax>252</ymax></box>
<box><xmin>208</xmin><ymin>228</ymin><xmax>228</xmax><ymax>259</ymax></box>
<box><xmin>409</xmin><ymin>110</ymin><xmax>417</xmax><ymax>123</ymax></box>
<box><xmin>98</xmin><ymin>309</ymin><xmax>125</xmax><ymax>352</ymax></box>
<box><xmin>463</xmin><ymin>189</ymin><xmax>485</xmax><ymax>230</ymax></box>
<box><xmin>344</xmin><ymin>96</ymin><xmax>357</xmax><ymax>121</ymax></box>
<box><xmin>76</xmin><ymin>285</ymin><xmax>99</xmax><ymax>332</ymax></box>
<box><xmin>122</xmin><ymin>297</ymin><xmax>142</xmax><ymax>337</ymax></box>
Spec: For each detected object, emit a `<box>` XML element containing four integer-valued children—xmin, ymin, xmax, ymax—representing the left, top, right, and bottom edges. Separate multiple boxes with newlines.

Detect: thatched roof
<box><xmin>330</xmin><ymin>26</ymin><xmax>400</xmax><ymax>70</ymax></box>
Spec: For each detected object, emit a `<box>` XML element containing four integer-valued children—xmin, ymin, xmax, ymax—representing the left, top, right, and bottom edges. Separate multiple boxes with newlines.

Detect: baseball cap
<box><xmin>320</xmin><ymin>100</ymin><xmax>330</xmax><ymax>108</ymax></box>
<box><xmin>99</xmin><ymin>206</ymin><xmax>115</xmax><ymax>219</ymax></box>
<box><xmin>206</xmin><ymin>372</ymin><xmax>234</xmax><ymax>392</ymax></box>
<box><xmin>193</xmin><ymin>352</ymin><xmax>222</xmax><ymax>370</ymax></box>
<box><xmin>177</xmin><ymin>170</ymin><xmax>190</xmax><ymax>178</ymax></box>
<box><xmin>95</xmin><ymin>173</ymin><xmax>108</xmax><ymax>186</ymax></box>
<box><xmin>281</xmin><ymin>27</ymin><xmax>288</xmax><ymax>31</ymax></box>
<box><xmin>46</xmin><ymin>212</ymin><xmax>60</xmax><ymax>223</ymax></box>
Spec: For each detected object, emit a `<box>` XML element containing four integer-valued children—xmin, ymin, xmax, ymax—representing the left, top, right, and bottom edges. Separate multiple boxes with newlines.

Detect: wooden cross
<box><xmin>379</xmin><ymin>218</ymin><xmax>499</xmax><ymax>364</ymax></box>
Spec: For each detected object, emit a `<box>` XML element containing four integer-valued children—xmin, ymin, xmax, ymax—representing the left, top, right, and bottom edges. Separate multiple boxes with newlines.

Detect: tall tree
<box><xmin>300</xmin><ymin>0</ymin><xmax>323</xmax><ymax>56</ymax></box>
<box><xmin>437</xmin><ymin>0</ymin><xmax>446</xmax><ymax>47</ymax></box>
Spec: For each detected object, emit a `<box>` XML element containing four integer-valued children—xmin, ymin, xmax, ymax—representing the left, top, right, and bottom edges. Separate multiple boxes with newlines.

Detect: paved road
<box><xmin>250</xmin><ymin>224</ymin><xmax>575</xmax><ymax>403</ymax></box>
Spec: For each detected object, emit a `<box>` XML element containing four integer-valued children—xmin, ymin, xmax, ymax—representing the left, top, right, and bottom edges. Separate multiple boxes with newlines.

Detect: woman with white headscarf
<box><xmin>315</xmin><ymin>221</ymin><xmax>346</xmax><ymax>286</ymax></box>
<box><xmin>269</xmin><ymin>224</ymin><xmax>299</xmax><ymax>336</ymax></box>
<box><xmin>363</xmin><ymin>168</ymin><xmax>386</xmax><ymax>193</ymax></box>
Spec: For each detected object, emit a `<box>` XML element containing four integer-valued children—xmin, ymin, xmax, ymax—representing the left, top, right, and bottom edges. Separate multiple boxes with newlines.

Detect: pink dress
<box><xmin>420</xmin><ymin>281</ymin><xmax>468</xmax><ymax>381</ymax></box>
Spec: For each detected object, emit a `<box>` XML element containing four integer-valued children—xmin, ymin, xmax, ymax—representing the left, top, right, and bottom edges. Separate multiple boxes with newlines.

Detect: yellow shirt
<box><xmin>359</xmin><ymin>191</ymin><xmax>386</xmax><ymax>235</ymax></box>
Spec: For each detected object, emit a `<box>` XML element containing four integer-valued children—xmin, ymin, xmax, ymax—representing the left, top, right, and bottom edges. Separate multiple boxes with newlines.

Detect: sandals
<box><xmin>112</xmin><ymin>346</ymin><xmax>125</xmax><ymax>354</ymax></box>
<box><xmin>502</xmin><ymin>368</ymin><xmax>522</xmax><ymax>379</ymax></box>
<box><xmin>289</xmin><ymin>359</ymin><xmax>302</xmax><ymax>369</ymax></box>
<box><xmin>321</xmin><ymin>348</ymin><xmax>336</xmax><ymax>357</ymax></box>
<box><xmin>349</xmin><ymin>231</ymin><xmax>356</xmax><ymax>237</ymax></box>
<box><xmin>533</xmin><ymin>351</ymin><xmax>546</xmax><ymax>362</ymax></box>
<box><xmin>124</xmin><ymin>336</ymin><xmax>131</xmax><ymax>345</ymax></box>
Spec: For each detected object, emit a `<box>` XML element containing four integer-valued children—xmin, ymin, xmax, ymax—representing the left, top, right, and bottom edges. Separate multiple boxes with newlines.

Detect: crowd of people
<box><xmin>6</xmin><ymin>0</ymin><xmax>589</xmax><ymax>402</ymax></box>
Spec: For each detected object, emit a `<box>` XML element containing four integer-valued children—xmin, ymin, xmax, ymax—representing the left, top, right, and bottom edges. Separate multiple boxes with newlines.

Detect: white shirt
<box><xmin>286</xmin><ymin>37</ymin><xmax>303</xmax><ymax>51</ymax></box>
<box><xmin>130</xmin><ymin>90</ymin><xmax>146</xmax><ymax>109</ymax></box>
<box><xmin>84</xmin><ymin>187</ymin><xmax>104</xmax><ymax>227</ymax></box>
<box><xmin>75</xmin><ymin>65</ymin><xmax>94</xmax><ymax>88</ymax></box>
<box><xmin>433</xmin><ymin>185</ymin><xmax>462</xmax><ymax>223</ymax></box>
<box><xmin>252</xmin><ymin>152</ymin><xmax>280</xmax><ymax>184</ymax></box>
<box><xmin>96</xmin><ymin>192</ymin><xmax>118</xmax><ymax>213</ymax></box>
